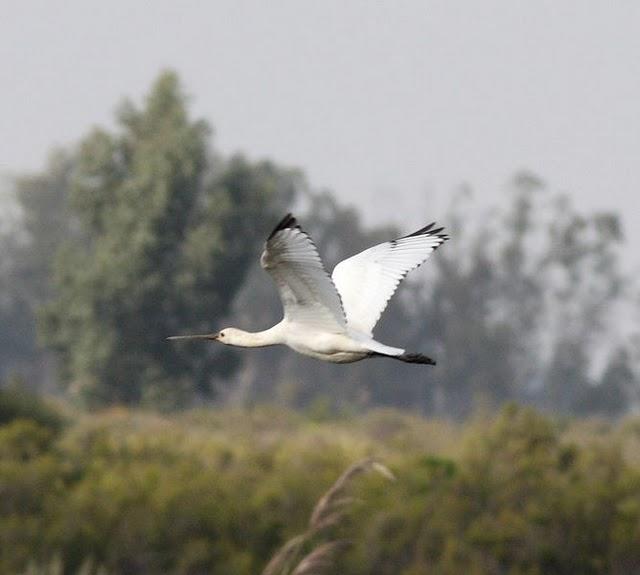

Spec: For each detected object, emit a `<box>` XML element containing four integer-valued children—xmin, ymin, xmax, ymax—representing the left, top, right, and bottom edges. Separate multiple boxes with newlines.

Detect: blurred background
<box><xmin>1</xmin><ymin>2</ymin><xmax>640</xmax><ymax>574</ymax></box>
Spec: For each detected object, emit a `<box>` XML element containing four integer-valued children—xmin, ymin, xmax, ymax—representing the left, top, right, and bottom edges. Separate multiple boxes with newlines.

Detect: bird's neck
<box><xmin>232</xmin><ymin>326</ymin><xmax>283</xmax><ymax>348</ymax></box>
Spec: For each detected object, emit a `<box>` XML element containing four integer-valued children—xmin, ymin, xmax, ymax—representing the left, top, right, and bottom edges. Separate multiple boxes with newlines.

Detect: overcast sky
<box><xmin>2</xmin><ymin>1</ymin><xmax>639</xmax><ymax>245</ymax></box>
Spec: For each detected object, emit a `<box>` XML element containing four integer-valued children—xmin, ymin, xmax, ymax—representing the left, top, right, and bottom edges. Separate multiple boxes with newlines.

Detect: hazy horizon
<box><xmin>2</xmin><ymin>2</ymin><xmax>639</xmax><ymax>250</ymax></box>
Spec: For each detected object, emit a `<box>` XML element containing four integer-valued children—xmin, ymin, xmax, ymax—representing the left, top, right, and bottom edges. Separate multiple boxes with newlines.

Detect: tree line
<box><xmin>0</xmin><ymin>71</ymin><xmax>637</xmax><ymax>416</ymax></box>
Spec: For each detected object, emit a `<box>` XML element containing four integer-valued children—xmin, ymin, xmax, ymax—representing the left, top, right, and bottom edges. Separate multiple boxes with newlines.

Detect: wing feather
<box><xmin>261</xmin><ymin>214</ymin><xmax>347</xmax><ymax>332</ymax></box>
<box><xmin>331</xmin><ymin>223</ymin><xmax>448</xmax><ymax>336</ymax></box>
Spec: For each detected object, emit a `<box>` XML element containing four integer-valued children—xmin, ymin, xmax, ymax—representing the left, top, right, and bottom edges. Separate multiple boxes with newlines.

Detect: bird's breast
<box><xmin>282</xmin><ymin>328</ymin><xmax>368</xmax><ymax>363</ymax></box>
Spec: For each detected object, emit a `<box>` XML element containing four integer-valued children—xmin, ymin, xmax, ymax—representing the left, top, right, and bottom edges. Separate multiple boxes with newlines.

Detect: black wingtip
<box><xmin>395</xmin><ymin>222</ymin><xmax>450</xmax><ymax>247</ymax></box>
<box><xmin>268</xmin><ymin>213</ymin><xmax>299</xmax><ymax>240</ymax></box>
<box><xmin>405</xmin><ymin>222</ymin><xmax>436</xmax><ymax>237</ymax></box>
<box><xmin>402</xmin><ymin>222</ymin><xmax>449</xmax><ymax>243</ymax></box>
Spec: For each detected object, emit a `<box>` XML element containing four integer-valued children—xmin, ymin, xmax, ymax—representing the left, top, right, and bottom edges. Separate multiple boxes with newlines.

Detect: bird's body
<box><xmin>169</xmin><ymin>214</ymin><xmax>448</xmax><ymax>365</ymax></box>
<box><xmin>264</xmin><ymin>323</ymin><xmax>372</xmax><ymax>364</ymax></box>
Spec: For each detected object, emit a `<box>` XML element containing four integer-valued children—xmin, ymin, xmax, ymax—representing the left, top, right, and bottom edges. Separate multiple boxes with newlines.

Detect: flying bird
<box><xmin>169</xmin><ymin>214</ymin><xmax>448</xmax><ymax>365</ymax></box>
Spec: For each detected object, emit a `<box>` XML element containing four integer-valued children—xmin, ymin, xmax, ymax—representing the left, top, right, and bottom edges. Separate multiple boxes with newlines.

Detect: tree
<box><xmin>0</xmin><ymin>156</ymin><xmax>74</xmax><ymax>385</ymax></box>
<box><xmin>0</xmin><ymin>181</ymin><xmax>33</xmax><ymax>381</ymax></box>
<box><xmin>39</xmin><ymin>71</ymin><xmax>297</xmax><ymax>406</ymax></box>
<box><xmin>421</xmin><ymin>173</ymin><xmax>631</xmax><ymax>417</ymax></box>
<box><xmin>575</xmin><ymin>348</ymin><xmax>635</xmax><ymax>416</ymax></box>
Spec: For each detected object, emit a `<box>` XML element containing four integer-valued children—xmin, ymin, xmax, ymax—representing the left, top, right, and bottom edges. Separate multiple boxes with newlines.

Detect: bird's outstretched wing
<box><xmin>261</xmin><ymin>214</ymin><xmax>347</xmax><ymax>333</ymax></box>
<box><xmin>332</xmin><ymin>223</ymin><xmax>448</xmax><ymax>336</ymax></box>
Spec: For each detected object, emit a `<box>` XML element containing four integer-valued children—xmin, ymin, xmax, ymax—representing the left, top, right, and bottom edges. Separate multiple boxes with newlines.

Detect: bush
<box><xmin>0</xmin><ymin>405</ymin><xmax>639</xmax><ymax>574</ymax></box>
<box><xmin>0</xmin><ymin>380</ymin><xmax>66</xmax><ymax>432</ymax></box>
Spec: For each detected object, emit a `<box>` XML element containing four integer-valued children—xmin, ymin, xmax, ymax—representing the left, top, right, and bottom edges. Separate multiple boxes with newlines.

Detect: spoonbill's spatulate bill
<box><xmin>169</xmin><ymin>214</ymin><xmax>448</xmax><ymax>365</ymax></box>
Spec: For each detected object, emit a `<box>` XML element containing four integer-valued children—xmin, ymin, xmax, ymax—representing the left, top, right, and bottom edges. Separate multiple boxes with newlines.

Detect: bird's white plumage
<box><xmin>332</xmin><ymin>224</ymin><xmax>448</xmax><ymax>336</ymax></box>
<box><xmin>260</xmin><ymin>216</ymin><xmax>347</xmax><ymax>333</ymax></box>
<box><xmin>171</xmin><ymin>214</ymin><xmax>446</xmax><ymax>365</ymax></box>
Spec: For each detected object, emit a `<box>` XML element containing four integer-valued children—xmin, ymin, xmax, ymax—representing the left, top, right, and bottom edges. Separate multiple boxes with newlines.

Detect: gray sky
<box><xmin>2</xmin><ymin>1</ymin><xmax>639</xmax><ymax>244</ymax></box>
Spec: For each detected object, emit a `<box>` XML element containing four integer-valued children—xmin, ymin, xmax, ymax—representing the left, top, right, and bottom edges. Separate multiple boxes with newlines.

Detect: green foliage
<box><xmin>1</xmin><ymin>404</ymin><xmax>639</xmax><ymax>574</ymax></box>
<box><xmin>38</xmin><ymin>71</ymin><xmax>297</xmax><ymax>407</ymax></box>
<box><xmin>346</xmin><ymin>405</ymin><xmax>640</xmax><ymax>574</ymax></box>
<box><xmin>0</xmin><ymin>378</ymin><xmax>66</xmax><ymax>431</ymax></box>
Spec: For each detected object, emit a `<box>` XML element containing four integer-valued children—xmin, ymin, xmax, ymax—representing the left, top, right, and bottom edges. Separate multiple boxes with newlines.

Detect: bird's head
<box><xmin>213</xmin><ymin>327</ymin><xmax>246</xmax><ymax>346</ymax></box>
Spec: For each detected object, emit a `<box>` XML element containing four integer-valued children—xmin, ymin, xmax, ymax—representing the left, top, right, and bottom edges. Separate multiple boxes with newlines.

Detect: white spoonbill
<box><xmin>169</xmin><ymin>214</ymin><xmax>448</xmax><ymax>365</ymax></box>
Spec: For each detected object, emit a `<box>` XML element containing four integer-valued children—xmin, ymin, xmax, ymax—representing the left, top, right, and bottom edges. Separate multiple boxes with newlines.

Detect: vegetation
<box><xmin>1</xmin><ymin>70</ymin><xmax>636</xmax><ymax>415</ymax></box>
<box><xmin>2</xmin><ymin>392</ymin><xmax>639</xmax><ymax>574</ymax></box>
<box><xmin>0</xmin><ymin>379</ymin><xmax>66</xmax><ymax>431</ymax></box>
<box><xmin>262</xmin><ymin>457</ymin><xmax>394</xmax><ymax>575</ymax></box>
<box><xmin>36</xmin><ymin>72</ymin><xmax>299</xmax><ymax>407</ymax></box>
<box><xmin>1</xmin><ymin>68</ymin><xmax>639</xmax><ymax>571</ymax></box>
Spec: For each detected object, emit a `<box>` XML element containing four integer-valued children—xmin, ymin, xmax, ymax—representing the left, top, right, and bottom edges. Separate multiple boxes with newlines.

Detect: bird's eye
<box><xmin>220</xmin><ymin>332</ymin><xmax>225</xmax><ymax>338</ymax></box>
